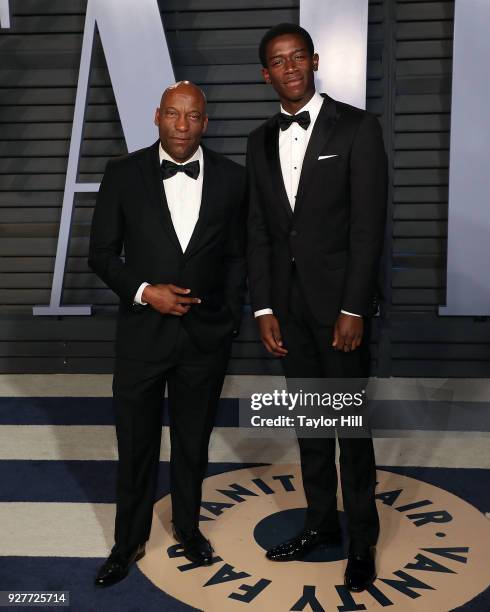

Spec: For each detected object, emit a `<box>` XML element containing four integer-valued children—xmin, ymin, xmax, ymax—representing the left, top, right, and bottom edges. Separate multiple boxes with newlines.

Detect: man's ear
<box><xmin>261</xmin><ymin>66</ymin><xmax>271</xmax><ymax>84</ymax></box>
<box><xmin>154</xmin><ymin>107</ymin><xmax>160</xmax><ymax>126</ymax></box>
<box><xmin>312</xmin><ymin>53</ymin><xmax>319</xmax><ymax>72</ymax></box>
<box><xmin>202</xmin><ymin>115</ymin><xmax>209</xmax><ymax>134</ymax></box>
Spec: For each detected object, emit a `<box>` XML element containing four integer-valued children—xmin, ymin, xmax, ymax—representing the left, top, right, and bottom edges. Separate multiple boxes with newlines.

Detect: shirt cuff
<box><xmin>254</xmin><ymin>308</ymin><xmax>273</xmax><ymax>318</ymax></box>
<box><xmin>134</xmin><ymin>282</ymin><xmax>150</xmax><ymax>305</ymax></box>
<box><xmin>340</xmin><ymin>309</ymin><xmax>362</xmax><ymax>318</ymax></box>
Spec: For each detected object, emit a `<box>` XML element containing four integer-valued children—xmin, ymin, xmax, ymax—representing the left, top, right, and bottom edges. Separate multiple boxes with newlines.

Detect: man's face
<box><xmin>154</xmin><ymin>86</ymin><xmax>208</xmax><ymax>162</ymax></box>
<box><xmin>262</xmin><ymin>33</ymin><xmax>318</xmax><ymax>104</ymax></box>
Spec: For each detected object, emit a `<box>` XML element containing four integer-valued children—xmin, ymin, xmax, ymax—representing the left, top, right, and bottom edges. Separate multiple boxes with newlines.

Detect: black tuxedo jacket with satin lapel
<box><xmin>247</xmin><ymin>94</ymin><xmax>388</xmax><ymax>325</ymax></box>
<box><xmin>88</xmin><ymin>140</ymin><xmax>246</xmax><ymax>361</ymax></box>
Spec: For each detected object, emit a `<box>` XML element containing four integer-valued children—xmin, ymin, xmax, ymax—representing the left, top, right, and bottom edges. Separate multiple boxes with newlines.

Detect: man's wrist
<box><xmin>142</xmin><ymin>284</ymin><xmax>156</xmax><ymax>305</ymax></box>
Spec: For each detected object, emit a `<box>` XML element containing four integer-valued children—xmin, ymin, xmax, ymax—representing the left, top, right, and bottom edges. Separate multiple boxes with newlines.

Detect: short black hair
<box><xmin>259</xmin><ymin>23</ymin><xmax>315</xmax><ymax>68</ymax></box>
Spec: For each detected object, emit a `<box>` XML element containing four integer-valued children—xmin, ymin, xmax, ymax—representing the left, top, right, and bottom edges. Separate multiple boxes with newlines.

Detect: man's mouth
<box><xmin>284</xmin><ymin>76</ymin><xmax>303</xmax><ymax>86</ymax></box>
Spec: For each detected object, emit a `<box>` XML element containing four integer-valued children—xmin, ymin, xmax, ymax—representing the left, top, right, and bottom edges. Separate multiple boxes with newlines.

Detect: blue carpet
<box><xmin>1</xmin><ymin>392</ymin><xmax>490</xmax><ymax>610</ymax></box>
<box><xmin>0</xmin><ymin>397</ymin><xmax>239</xmax><ymax>427</ymax></box>
<box><xmin>0</xmin><ymin>461</ymin><xmax>259</xmax><ymax>503</ymax></box>
<box><xmin>379</xmin><ymin>466</ymin><xmax>490</xmax><ymax>515</ymax></box>
<box><xmin>0</xmin><ymin>557</ymin><xmax>197</xmax><ymax>612</ymax></box>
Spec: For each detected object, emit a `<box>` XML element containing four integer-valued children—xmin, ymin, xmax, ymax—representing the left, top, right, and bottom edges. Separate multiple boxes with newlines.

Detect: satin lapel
<box><xmin>183</xmin><ymin>146</ymin><xmax>214</xmax><ymax>260</ymax></box>
<box><xmin>264</xmin><ymin>117</ymin><xmax>293</xmax><ymax>220</ymax></box>
<box><xmin>293</xmin><ymin>96</ymin><xmax>338</xmax><ymax>218</ymax></box>
<box><xmin>137</xmin><ymin>140</ymin><xmax>182</xmax><ymax>253</ymax></box>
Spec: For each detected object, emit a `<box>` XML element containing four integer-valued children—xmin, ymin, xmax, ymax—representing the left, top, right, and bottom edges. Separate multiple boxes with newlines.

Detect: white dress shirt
<box><xmin>254</xmin><ymin>92</ymin><xmax>360</xmax><ymax>319</ymax></box>
<box><xmin>279</xmin><ymin>91</ymin><xmax>324</xmax><ymax>211</ymax></box>
<box><xmin>134</xmin><ymin>144</ymin><xmax>204</xmax><ymax>305</ymax></box>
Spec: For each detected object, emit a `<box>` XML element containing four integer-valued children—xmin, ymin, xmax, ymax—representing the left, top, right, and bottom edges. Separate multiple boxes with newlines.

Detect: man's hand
<box><xmin>257</xmin><ymin>314</ymin><xmax>288</xmax><ymax>357</ymax></box>
<box><xmin>142</xmin><ymin>284</ymin><xmax>201</xmax><ymax>316</ymax></box>
<box><xmin>332</xmin><ymin>313</ymin><xmax>363</xmax><ymax>352</ymax></box>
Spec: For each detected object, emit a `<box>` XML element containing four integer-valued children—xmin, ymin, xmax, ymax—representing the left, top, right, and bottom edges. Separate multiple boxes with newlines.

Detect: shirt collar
<box><xmin>280</xmin><ymin>91</ymin><xmax>324</xmax><ymax>124</ymax></box>
<box><xmin>159</xmin><ymin>143</ymin><xmax>203</xmax><ymax>165</ymax></box>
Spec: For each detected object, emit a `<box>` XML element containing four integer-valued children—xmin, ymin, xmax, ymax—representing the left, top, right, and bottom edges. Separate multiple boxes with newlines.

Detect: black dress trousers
<box><xmin>111</xmin><ymin>325</ymin><xmax>231</xmax><ymax>557</ymax></box>
<box><xmin>281</xmin><ymin>271</ymin><xmax>379</xmax><ymax>551</ymax></box>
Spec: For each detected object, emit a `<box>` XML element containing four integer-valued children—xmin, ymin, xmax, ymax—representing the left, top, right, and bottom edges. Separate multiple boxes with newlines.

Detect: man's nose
<box><xmin>175</xmin><ymin>115</ymin><xmax>189</xmax><ymax>131</ymax></box>
<box><xmin>284</xmin><ymin>59</ymin><xmax>297</xmax><ymax>72</ymax></box>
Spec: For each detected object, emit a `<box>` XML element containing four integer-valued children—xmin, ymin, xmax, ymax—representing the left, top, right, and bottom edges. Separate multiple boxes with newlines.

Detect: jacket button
<box><xmin>290</xmin><ymin>230</ymin><xmax>298</xmax><ymax>237</ymax></box>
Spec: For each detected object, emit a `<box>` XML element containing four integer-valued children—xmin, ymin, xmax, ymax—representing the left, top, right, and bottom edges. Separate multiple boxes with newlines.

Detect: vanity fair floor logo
<box><xmin>138</xmin><ymin>465</ymin><xmax>490</xmax><ymax>611</ymax></box>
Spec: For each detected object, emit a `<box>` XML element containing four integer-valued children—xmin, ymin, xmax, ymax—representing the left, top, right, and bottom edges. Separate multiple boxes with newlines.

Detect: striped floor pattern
<box><xmin>1</xmin><ymin>375</ymin><xmax>489</xmax><ymax>611</ymax></box>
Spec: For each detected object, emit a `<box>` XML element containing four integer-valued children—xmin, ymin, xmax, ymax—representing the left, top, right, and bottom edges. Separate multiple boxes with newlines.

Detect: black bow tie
<box><xmin>278</xmin><ymin>110</ymin><xmax>311</xmax><ymax>131</ymax></box>
<box><xmin>161</xmin><ymin>159</ymin><xmax>200</xmax><ymax>180</ymax></box>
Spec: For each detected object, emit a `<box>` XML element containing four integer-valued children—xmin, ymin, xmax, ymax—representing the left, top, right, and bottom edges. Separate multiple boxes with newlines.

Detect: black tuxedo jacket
<box><xmin>247</xmin><ymin>94</ymin><xmax>387</xmax><ymax>325</ymax></box>
<box><xmin>88</xmin><ymin>141</ymin><xmax>246</xmax><ymax>361</ymax></box>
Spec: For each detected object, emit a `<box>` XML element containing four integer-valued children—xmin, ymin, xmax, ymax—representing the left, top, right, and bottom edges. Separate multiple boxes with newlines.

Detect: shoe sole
<box><xmin>94</xmin><ymin>550</ymin><xmax>146</xmax><ymax>588</ymax></box>
<box><xmin>173</xmin><ymin>531</ymin><xmax>214</xmax><ymax>566</ymax></box>
<box><xmin>94</xmin><ymin>571</ymin><xmax>129</xmax><ymax>589</ymax></box>
<box><xmin>182</xmin><ymin>554</ymin><xmax>214</xmax><ymax>566</ymax></box>
<box><xmin>266</xmin><ymin>556</ymin><xmax>303</xmax><ymax>562</ymax></box>
<box><xmin>344</xmin><ymin>573</ymin><xmax>377</xmax><ymax>592</ymax></box>
<box><xmin>181</xmin><ymin>545</ymin><xmax>214</xmax><ymax>566</ymax></box>
<box><xmin>266</xmin><ymin>538</ymin><xmax>342</xmax><ymax>562</ymax></box>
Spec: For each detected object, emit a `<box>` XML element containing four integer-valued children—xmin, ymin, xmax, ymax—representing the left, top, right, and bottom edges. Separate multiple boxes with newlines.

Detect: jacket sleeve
<box><xmin>246</xmin><ymin>139</ymin><xmax>273</xmax><ymax>312</ymax></box>
<box><xmin>341</xmin><ymin>113</ymin><xmax>388</xmax><ymax>316</ymax></box>
<box><xmin>88</xmin><ymin>159</ymin><xmax>144</xmax><ymax>305</ymax></box>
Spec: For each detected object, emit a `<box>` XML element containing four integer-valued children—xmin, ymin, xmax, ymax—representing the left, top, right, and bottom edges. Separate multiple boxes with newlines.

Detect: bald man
<box><xmin>89</xmin><ymin>82</ymin><xmax>246</xmax><ymax>586</ymax></box>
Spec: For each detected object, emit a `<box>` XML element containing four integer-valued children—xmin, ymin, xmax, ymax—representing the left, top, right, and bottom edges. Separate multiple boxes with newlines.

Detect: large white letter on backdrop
<box><xmin>0</xmin><ymin>0</ymin><xmax>10</xmax><ymax>28</ymax></box>
<box><xmin>300</xmin><ymin>0</ymin><xmax>369</xmax><ymax>109</ymax></box>
<box><xmin>33</xmin><ymin>0</ymin><xmax>174</xmax><ymax>315</ymax></box>
<box><xmin>439</xmin><ymin>0</ymin><xmax>490</xmax><ymax>316</ymax></box>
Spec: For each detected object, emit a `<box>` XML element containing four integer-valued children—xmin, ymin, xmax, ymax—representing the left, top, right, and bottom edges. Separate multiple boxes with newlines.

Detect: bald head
<box><xmin>154</xmin><ymin>80</ymin><xmax>208</xmax><ymax>162</ymax></box>
<box><xmin>160</xmin><ymin>81</ymin><xmax>207</xmax><ymax>110</ymax></box>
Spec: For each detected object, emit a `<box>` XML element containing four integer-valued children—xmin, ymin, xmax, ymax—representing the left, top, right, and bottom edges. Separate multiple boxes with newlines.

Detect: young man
<box><xmin>89</xmin><ymin>81</ymin><xmax>246</xmax><ymax>587</ymax></box>
<box><xmin>247</xmin><ymin>24</ymin><xmax>387</xmax><ymax>591</ymax></box>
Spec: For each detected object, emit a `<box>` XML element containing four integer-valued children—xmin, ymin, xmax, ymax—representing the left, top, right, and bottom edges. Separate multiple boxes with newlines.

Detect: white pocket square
<box><xmin>318</xmin><ymin>154</ymin><xmax>338</xmax><ymax>160</ymax></box>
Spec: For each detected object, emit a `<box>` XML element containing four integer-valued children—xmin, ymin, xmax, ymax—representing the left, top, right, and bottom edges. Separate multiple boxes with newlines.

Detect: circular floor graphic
<box><xmin>138</xmin><ymin>465</ymin><xmax>490</xmax><ymax>611</ymax></box>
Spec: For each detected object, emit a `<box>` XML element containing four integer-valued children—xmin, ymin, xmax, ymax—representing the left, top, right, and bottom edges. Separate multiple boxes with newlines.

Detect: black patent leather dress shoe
<box><xmin>173</xmin><ymin>526</ymin><xmax>214</xmax><ymax>566</ymax></box>
<box><xmin>266</xmin><ymin>528</ymin><xmax>342</xmax><ymax>561</ymax></box>
<box><xmin>344</xmin><ymin>546</ymin><xmax>376</xmax><ymax>592</ymax></box>
<box><xmin>94</xmin><ymin>543</ymin><xmax>145</xmax><ymax>588</ymax></box>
